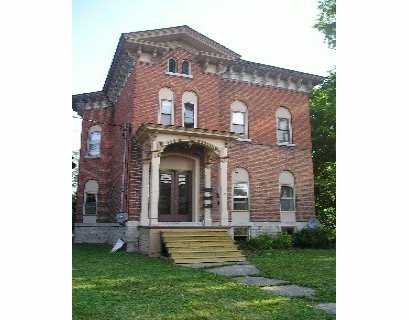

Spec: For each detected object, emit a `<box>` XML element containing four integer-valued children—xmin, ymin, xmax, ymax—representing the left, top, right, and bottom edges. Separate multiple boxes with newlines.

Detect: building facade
<box><xmin>72</xmin><ymin>26</ymin><xmax>323</xmax><ymax>254</ymax></box>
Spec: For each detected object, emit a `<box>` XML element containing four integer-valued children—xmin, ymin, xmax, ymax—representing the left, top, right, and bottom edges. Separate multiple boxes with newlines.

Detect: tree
<box><xmin>310</xmin><ymin>0</ymin><xmax>336</xmax><ymax>231</ymax></box>
<box><xmin>314</xmin><ymin>0</ymin><xmax>336</xmax><ymax>49</ymax></box>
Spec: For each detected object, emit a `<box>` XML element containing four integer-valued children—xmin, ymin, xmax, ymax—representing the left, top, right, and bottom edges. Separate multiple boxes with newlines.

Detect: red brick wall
<box><xmin>76</xmin><ymin>47</ymin><xmax>315</xmax><ymax>223</ymax></box>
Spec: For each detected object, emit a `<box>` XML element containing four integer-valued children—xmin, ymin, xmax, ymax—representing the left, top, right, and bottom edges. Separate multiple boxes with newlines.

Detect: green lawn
<box><xmin>249</xmin><ymin>249</ymin><xmax>336</xmax><ymax>302</ymax></box>
<box><xmin>73</xmin><ymin>245</ymin><xmax>335</xmax><ymax>320</ymax></box>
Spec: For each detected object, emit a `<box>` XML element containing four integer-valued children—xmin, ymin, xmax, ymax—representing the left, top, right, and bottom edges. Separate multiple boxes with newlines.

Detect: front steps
<box><xmin>161</xmin><ymin>229</ymin><xmax>246</xmax><ymax>265</ymax></box>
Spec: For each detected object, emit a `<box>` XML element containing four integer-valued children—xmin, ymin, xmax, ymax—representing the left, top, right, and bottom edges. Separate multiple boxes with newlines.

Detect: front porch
<box><xmin>127</xmin><ymin>123</ymin><xmax>239</xmax><ymax>255</ymax></box>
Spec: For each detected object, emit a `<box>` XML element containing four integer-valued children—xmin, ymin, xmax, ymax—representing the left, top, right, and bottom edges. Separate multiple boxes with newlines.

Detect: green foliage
<box><xmin>310</xmin><ymin>72</ymin><xmax>336</xmax><ymax>231</ymax></box>
<box><xmin>293</xmin><ymin>228</ymin><xmax>335</xmax><ymax>249</ymax></box>
<box><xmin>72</xmin><ymin>150</ymin><xmax>79</xmax><ymax>194</ymax></box>
<box><xmin>249</xmin><ymin>249</ymin><xmax>336</xmax><ymax>302</ymax></box>
<box><xmin>314</xmin><ymin>0</ymin><xmax>336</xmax><ymax>49</ymax></box>
<box><xmin>73</xmin><ymin>245</ymin><xmax>335</xmax><ymax>319</ymax></box>
<box><xmin>242</xmin><ymin>233</ymin><xmax>293</xmax><ymax>250</ymax></box>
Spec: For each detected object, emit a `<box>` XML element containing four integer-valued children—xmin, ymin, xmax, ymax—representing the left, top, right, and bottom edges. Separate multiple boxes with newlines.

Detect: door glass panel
<box><xmin>159</xmin><ymin>172</ymin><xmax>172</xmax><ymax>215</ymax></box>
<box><xmin>177</xmin><ymin>172</ymin><xmax>191</xmax><ymax>215</ymax></box>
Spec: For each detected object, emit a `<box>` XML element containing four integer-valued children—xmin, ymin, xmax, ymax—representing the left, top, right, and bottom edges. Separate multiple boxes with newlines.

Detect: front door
<box><xmin>158</xmin><ymin>170</ymin><xmax>192</xmax><ymax>222</ymax></box>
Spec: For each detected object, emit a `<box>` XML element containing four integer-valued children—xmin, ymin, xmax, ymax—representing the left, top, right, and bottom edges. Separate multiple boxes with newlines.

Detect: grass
<box><xmin>248</xmin><ymin>249</ymin><xmax>336</xmax><ymax>302</ymax></box>
<box><xmin>73</xmin><ymin>244</ymin><xmax>334</xmax><ymax>320</ymax></box>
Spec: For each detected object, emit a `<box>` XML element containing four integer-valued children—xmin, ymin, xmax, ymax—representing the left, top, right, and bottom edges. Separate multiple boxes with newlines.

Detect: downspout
<box><xmin>120</xmin><ymin>123</ymin><xmax>129</xmax><ymax>212</ymax></box>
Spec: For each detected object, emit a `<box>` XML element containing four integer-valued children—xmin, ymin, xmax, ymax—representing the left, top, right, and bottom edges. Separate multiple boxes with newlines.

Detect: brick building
<box><xmin>72</xmin><ymin>26</ymin><xmax>324</xmax><ymax>255</ymax></box>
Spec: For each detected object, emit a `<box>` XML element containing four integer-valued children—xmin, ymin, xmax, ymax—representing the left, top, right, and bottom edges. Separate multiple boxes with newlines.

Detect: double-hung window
<box><xmin>87</xmin><ymin>129</ymin><xmax>101</xmax><ymax>157</ymax></box>
<box><xmin>280</xmin><ymin>185</ymin><xmax>295</xmax><ymax>211</ymax></box>
<box><xmin>233</xmin><ymin>182</ymin><xmax>249</xmax><ymax>210</ymax></box>
<box><xmin>232</xmin><ymin>112</ymin><xmax>245</xmax><ymax>136</ymax></box>
<box><xmin>277</xmin><ymin>118</ymin><xmax>290</xmax><ymax>143</ymax></box>
<box><xmin>84</xmin><ymin>193</ymin><xmax>97</xmax><ymax>215</ymax></box>
<box><xmin>183</xmin><ymin>102</ymin><xmax>195</xmax><ymax>128</ymax></box>
<box><xmin>160</xmin><ymin>99</ymin><xmax>173</xmax><ymax>125</ymax></box>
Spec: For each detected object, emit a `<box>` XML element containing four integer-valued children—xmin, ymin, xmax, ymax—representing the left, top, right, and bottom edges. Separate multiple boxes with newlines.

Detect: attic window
<box><xmin>181</xmin><ymin>61</ymin><xmax>190</xmax><ymax>75</ymax></box>
<box><xmin>168</xmin><ymin>58</ymin><xmax>177</xmax><ymax>73</ymax></box>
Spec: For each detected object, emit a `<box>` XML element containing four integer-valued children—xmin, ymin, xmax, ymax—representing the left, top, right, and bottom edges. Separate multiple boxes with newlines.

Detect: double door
<box><xmin>158</xmin><ymin>170</ymin><xmax>192</xmax><ymax>222</ymax></box>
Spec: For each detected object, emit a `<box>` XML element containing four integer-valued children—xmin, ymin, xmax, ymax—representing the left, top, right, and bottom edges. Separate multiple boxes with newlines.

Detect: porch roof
<box><xmin>133</xmin><ymin>123</ymin><xmax>240</xmax><ymax>143</ymax></box>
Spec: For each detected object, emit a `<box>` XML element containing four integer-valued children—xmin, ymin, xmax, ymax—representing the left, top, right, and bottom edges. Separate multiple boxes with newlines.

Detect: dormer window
<box><xmin>181</xmin><ymin>61</ymin><xmax>190</xmax><ymax>75</ymax></box>
<box><xmin>168</xmin><ymin>58</ymin><xmax>177</xmax><ymax>73</ymax></box>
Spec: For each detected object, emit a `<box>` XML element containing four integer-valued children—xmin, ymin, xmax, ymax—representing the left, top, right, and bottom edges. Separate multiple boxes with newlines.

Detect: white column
<box><xmin>219</xmin><ymin>153</ymin><xmax>229</xmax><ymax>226</ymax></box>
<box><xmin>204</xmin><ymin>164</ymin><xmax>212</xmax><ymax>226</ymax></box>
<box><xmin>149</xmin><ymin>152</ymin><xmax>160</xmax><ymax>226</ymax></box>
<box><xmin>140</xmin><ymin>159</ymin><xmax>150</xmax><ymax>226</ymax></box>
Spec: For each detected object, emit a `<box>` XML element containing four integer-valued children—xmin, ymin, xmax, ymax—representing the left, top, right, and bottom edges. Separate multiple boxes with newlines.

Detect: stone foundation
<box><xmin>74</xmin><ymin>223</ymin><xmax>126</xmax><ymax>244</ymax></box>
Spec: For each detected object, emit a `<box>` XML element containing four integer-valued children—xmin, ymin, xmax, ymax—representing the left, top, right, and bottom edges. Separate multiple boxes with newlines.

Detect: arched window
<box><xmin>84</xmin><ymin>180</ymin><xmax>98</xmax><ymax>215</ymax></box>
<box><xmin>182</xmin><ymin>91</ymin><xmax>198</xmax><ymax>128</ymax></box>
<box><xmin>232</xmin><ymin>168</ymin><xmax>250</xmax><ymax>211</ymax></box>
<box><xmin>181</xmin><ymin>60</ymin><xmax>190</xmax><ymax>75</ymax></box>
<box><xmin>87</xmin><ymin>125</ymin><xmax>102</xmax><ymax>157</ymax></box>
<box><xmin>279</xmin><ymin>171</ymin><xmax>295</xmax><ymax>212</ymax></box>
<box><xmin>276</xmin><ymin>107</ymin><xmax>292</xmax><ymax>144</ymax></box>
<box><xmin>158</xmin><ymin>88</ymin><xmax>175</xmax><ymax>125</ymax></box>
<box><xmin>231</xmin><ymin>101</ymin><xmax>248</xmax><ymax>138</ymax></box>
<box><xmin>168</xmin><ymin>58</ymin><xmax>177</xmax><ymax>73</ymax></box>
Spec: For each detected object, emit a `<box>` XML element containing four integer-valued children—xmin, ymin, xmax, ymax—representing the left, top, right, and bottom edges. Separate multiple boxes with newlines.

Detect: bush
<box><xmin>240</xmin><ymin>233</ymin><xmax>293</xmax><ymax>251</ymax></box>
<box><xmin>293</xmin><ymin>227</ymin><xmax>335</xmax><ymax>249</ymax></box>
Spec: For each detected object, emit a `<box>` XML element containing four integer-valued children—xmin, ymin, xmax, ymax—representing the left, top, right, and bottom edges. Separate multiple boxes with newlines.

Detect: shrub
<box><xmin>240</xmin><ymin>233</ymin><xmax>293</xmax><ymax>251</ymax></box>
<box><xmin>293</xmin><ymin>227</ymin><xmax>335</xmax><ymax>249</ymax></box>
<box><xmin>271</xmin><ymin>232</ymin><xmax>293</xmax><ymax>249</ymax></box>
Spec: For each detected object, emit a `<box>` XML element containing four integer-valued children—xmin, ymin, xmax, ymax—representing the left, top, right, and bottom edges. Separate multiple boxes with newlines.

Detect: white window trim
<box><xmin>87</xmin><ymin>126</ymin><xmax>102</xmax><ymax>158</ymax></box>
<box><xmin>279</xmin><ymin>183</ymin><xmax>296</xmax><ymax>213</ymax></box>
<box><xmin>165</xmin><ymin>71</ymin><xmax>193</xmax><ymax>79</ymax></box>
<box><xmin>181</xmin><ymin>60</ymin><xmax>191</xmax><ymax>76</ymax></box>
<box><xmin>182</xmin><ymin>101</ymin><xmax>197</xmax><ymax>128</ymax></box>
<box><xmin>158</xmin><ymin>98</ymin><xmax>175</xmax><ymax>125</ymax></box>
<box><xmin>167</xmin><ymin>58</ymin><xmax>177</xmax><ymax>73</ymax></box>
<box><xmin>276</xmin><ymin>107</ymin><xmax>293</xmax><ymax>145</ymax></box>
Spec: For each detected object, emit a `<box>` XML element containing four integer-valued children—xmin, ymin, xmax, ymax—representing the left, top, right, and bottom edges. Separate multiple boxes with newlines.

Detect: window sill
<box><xmin>84</xmin><ymin>155</ymin><xmax>101</xmax><ymax>159</ymax></box>
<box><xmin>232</xmin><ymin>210</ymin><xmax>250</xmax><ymax>213</ymax></box>
<box><xmin>237</xmin><ymin>138</ymin><xmax>251</xmax><ymax>142</ymax></box>
<box><xmin>277</xmin><ymin>143</ymin><xmax>296</xmax><ymax>147</ymax></box>
<box><xmin>165</xmin><ymin>72</ymin><xmax>193</xmax><ymax>79</ymax></box>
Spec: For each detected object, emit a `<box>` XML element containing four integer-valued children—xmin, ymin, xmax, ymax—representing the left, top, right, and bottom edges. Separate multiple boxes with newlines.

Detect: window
<box><xmin>83</xmin><ymin>180</ymin><xmax>98</xmax><ymax>216</ymax></box>
<box><xmin>281</xmin><ymin>226</ymin><xmax>295</xmax><ymax>235</ymax></box>
<box><xmin>168</xmin><ymin>58</ymin><xmax>177</xmax><ymax>73</ymax></box>
<box><xmin>160</xmin><ymin>100</ymin><xmax>173</xmax><ymax>125</ymax></box>
<box><xmin>181</xmin><ymin>61</ymin><xmax>190</xmax><ymax>75</ymax></box>
<box><xmin>279</xmin><ymin>171</ymin><xmax>296</xmax><ymax>212</ymax></box>
<box><xmin>230</xmin><ymin>101</ymin><xmax>248</xmax><ymax>138</ymax></box>
<box><xmin>158</xmin><ymin>88</ymin><xmax>174</xmax><ymax>125</ymax></box>
<box><xmin>184</xmin><ymin>103</ymin><xmax>194</xmax><ymax>128</ymax></box>
<box><xmin>87</xmin><ymin>126</ymin><xmax>101</xmax><ymax>157</ymax></box>
<box><xmin>84</xmin><ymin>193</ymin><xmax>97</xmax><ymax>215</ymax></box>
<box><xmin>232</xmin><ymin>168</ymin><xmax>250</xmax><ymax>211</ymax></box>
<box><xmin>276</xmin><ymin>107</ymin><xmax>292</xmax><ymax>144</ymax></box>
<box><xmin>233</xmin><ymin>227</ymin><xmax>249</xmax><ymax>242</ymax></box>
<box><xmin>182</xmin><ymin>91</ymin><xmax>198</xmax><ymax>128</ymax></box>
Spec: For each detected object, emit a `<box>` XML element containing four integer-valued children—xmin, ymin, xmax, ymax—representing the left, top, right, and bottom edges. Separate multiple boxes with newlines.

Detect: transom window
<box><xmin>160</xmin><ymin>100</ymin><xmax>173</xmax><ymax>125</ymax></box>
<box><xmin>168</xmin><ymin>58</ymin><xmax>177</xmax><ymax>73</ymax></box>
<box><xmin>87</xmin><ymin>126</ymin><xmax>101</xmax><ymax>157</ymax></box>
<box><xmin>183</xmin><ymin>102</ymin><xmax>194</xmax><ymax>128</ymax></box>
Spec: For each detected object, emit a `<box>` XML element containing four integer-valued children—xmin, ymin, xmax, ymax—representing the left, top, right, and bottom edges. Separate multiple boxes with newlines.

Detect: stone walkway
<box><xmin>203</xmin><ymin>263</ymin><xmax>335</xmax><ymax>315</ymax></box>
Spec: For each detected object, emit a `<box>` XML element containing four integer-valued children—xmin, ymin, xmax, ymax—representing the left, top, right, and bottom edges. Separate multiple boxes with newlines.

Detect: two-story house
<box><xmin>72</xmin><ymin>25</ymin><xmax>324</xmax><ymax>259</ymax></box>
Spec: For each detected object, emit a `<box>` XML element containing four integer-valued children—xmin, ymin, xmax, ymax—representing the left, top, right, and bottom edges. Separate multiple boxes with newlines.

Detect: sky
<box><xmin>72</xmin><ymin>0</ymin><xmax>335</xmax><ymax>150</ymax></box>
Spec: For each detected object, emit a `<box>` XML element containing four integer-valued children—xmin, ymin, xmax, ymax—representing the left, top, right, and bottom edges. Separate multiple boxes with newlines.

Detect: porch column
<box><xmin>219</xmin><ymin>148</ymin><xmax>229</xmax><ymax>226</ymax></box>
<box><xmin>140</xmin><ymin>158</ymin><xmax>150</xmax><ymax>226</ymax></box>
<box><xmin>149</xmin><ymin>151</ymin><xmax>161</xmax><ymax>226</ymax></box>
<box><xmin>204</xmin><ymin>163</ymin><xmax>212</xmax><ymax>226</ymax></box>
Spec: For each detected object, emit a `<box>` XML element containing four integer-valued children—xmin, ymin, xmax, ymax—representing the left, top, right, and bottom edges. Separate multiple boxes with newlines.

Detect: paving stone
<box><xmin>206</xmin><ymin>264</ymin><xmax>260</xmax><ymax>277</ymax></box>
<box><xmin>316</xmin><ymin>303</ymin><xmax>336</xmax><ymax>315</ymax></box>
<box><xmin>262</xmin><ymin>285</ymin><xmax>315</xmax><ymax>297</ymax></box>
<box><xmin>233</xmin><ymin>276</ymin><xmax>288</xmax><ymax>286</ymax></box>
